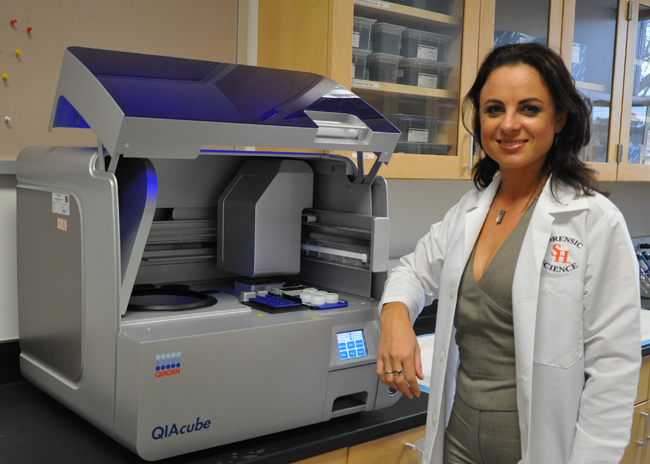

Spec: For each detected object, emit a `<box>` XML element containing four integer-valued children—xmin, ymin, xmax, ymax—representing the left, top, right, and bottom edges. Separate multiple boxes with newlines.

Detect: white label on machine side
<box><xmin>352</xmin><ymin>79</ymin><xmax>379</xmax><ymax>88</ymax></box>
<box><xmin>417</xmin><ymin>45</ymin><xmax>438</xmax><ymax>61</ymax></box>
<box><xmin>572</xmin><ymin>43</ymin><xmax>580</xmax><ymax>64</ymax></box>
<box><xmin>52</xmin><ymin>193</ymin><xmax>70</xmax><ymax>216</ymax></box>
<box><xmin>354</xmin><ymin>0</ymin><xmax>389</xmax><ymax>8</ymax></box>
<box><xmin>352</xmin><ymin>62</ymin><xmax>357</xmax><ymax>77</ymax></box>
<box><xmin>418</xmin><ymin>73</ymin><xmax>438</xmax><ymax>89</ymax></box>
<box><xmin>408</xmin><ymin>128</ymin><xmax>429</xmax><ymax>143</ymax></box>
<box><xmin>353</xmin><ymin>31</ymin><xmax>361</xmax><ymax>48</ymax></box>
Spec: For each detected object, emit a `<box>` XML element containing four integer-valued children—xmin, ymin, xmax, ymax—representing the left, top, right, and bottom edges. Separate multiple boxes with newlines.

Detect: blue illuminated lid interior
<box><xmin>52</xmin><ymin>47</ymin><xmax>398</xmax><ymax>134</ymax></box>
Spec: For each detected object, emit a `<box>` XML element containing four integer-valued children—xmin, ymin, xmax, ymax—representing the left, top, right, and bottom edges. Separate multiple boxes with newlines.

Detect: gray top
<box><xmin>454</xmin><ymin>199</ymin><xmax>537</xmax><ymax>411</ymax></box>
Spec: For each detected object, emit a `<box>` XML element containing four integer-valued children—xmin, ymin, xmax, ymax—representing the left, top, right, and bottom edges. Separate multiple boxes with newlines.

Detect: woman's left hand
<box><xmin>377</xmin><ymin>302</ymin><xmax>424</xmax><ymax>399</ymax></box>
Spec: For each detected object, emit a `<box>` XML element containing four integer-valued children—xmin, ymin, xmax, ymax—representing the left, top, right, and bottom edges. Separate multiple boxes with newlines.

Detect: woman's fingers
<box><xmin>377</xmin><ymin>302</ymin><xmax>423</xmax><ymax>399</ymax></box>
<box><xmin>415</xmin><ymin>339</ymin><xmax>425</xmax><ymax>381</ymax></box>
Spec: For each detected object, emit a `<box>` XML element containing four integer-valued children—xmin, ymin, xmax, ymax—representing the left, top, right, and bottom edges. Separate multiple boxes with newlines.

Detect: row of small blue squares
<box><xmin>345</xmin><ymin>340</ymin><xmax>364</xmax><ymax>349</ymax></box>
<box><xmin>341</xmin><ymin>342</ymin><xmax>363</xmax><ymax>351</ymax></box>
<box><xmin>340</xmin><ymin>348</ymin><xmax>366</xmax><ymax>359</ymax></box>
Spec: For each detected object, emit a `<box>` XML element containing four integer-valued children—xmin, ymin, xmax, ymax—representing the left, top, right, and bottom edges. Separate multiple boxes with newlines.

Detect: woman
<box><xmin>378</xmin><ymin>43</ymin><xmax>641</xmax><ymax>464</ymax></box>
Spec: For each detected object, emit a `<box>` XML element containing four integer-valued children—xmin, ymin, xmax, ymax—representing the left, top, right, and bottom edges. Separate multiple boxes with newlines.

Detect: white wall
<box><xmin>386</xmin><ymin>179</ymin><xmax>650</xmax><ymax>259</ymax></box>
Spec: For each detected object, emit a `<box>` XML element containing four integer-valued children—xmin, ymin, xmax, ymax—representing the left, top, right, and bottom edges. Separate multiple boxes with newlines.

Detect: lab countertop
<box><xmin>641</xmin><ymin>307</ymin><xmax>650</xmax><ymax>355</ymax></box>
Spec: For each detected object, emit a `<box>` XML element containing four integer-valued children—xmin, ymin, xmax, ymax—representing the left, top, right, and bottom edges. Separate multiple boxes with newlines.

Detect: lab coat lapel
<box><xmin>463</xmin><ymin>175</ymin><xmax>501</xmax><ymax>262</ymax></box>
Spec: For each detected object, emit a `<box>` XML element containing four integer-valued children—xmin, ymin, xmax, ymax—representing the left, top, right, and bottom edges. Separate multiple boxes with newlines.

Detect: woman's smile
<box><xmin>498</xmin><ymin>139</ymin><xmax>528</xmax><ymax>149</ymax></box>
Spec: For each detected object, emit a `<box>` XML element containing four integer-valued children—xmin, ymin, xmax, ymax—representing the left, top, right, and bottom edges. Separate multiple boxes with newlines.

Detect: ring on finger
<box><xmin>384</xmin><ymin>370</ymin><xmax>404</xmax><ymax>376</ymax></box>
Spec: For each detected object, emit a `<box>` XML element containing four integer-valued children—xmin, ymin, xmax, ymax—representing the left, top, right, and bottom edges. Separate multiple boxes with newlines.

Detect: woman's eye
<box><xmin>522</xmin><ymin>105</ymin><xmax>541</xmax><ymax>115</ymax></box>
<box><xmin>485</xmin><ymin>105</ymin><xmax>503</xmax><ymax>115</ymax></box>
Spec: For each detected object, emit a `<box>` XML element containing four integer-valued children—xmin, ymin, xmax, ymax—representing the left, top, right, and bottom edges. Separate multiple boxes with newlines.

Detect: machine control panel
<box><xmin>336</xmin><ymin>330</ymin><xmax>367</xmax><ymax>360</ymax></box>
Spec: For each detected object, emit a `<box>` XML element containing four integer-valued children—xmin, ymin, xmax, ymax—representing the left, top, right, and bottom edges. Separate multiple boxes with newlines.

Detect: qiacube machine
<box><xmin>16</xmin><ymin>47</ymin><xmax>402</xmax><ymax>461</ymax></box>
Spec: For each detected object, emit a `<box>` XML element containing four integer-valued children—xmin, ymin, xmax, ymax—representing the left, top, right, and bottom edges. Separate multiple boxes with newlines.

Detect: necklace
<box><xmin>494</xmin><ymin>198</ymin><xmax>531</xmax><ymax>224</ymax></box>
<box><xmin>493</xmin><ymin>175</ymin><xmax>545</xmax><ymax>225</ymax></box>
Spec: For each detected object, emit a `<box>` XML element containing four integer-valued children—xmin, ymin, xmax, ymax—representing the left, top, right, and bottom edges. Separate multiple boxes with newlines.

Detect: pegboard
<box><xmin>0</xmin><ymin>0</ymin><xmax>238</xmax><ymax>161</ymax></box>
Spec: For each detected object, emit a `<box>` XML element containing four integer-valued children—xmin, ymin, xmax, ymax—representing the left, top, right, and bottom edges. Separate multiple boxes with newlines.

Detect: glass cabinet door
<box><xmin>573</xmin><ymin>0</ymin><xmax>618</xmax><ymax>163</ymax></box>
<box><xmin>476</xmin><ymin>0</ymin><xmax>561</xmax><ymax>72</ymax></box>
<box><xmin>619</xmin><ymin>0</ymin><xmax>650</xmax><ymax>180</ymax></box>
<box><xmin>350</xmin><ymin>0</ymin><xmax>476</xmax><ymax>179</ymax></box>
<box><xmin>563</xmin><ymin>0</ymin><xmax>625</xmax><ymax>180</ymax></box>
<box><xmin>494</xmin><ymin>0</ymin><xmax>550</xmax><ymax>45</ymax></box>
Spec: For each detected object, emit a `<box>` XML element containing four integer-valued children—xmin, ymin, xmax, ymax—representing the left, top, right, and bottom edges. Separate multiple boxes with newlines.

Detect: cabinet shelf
<box><xmin>575</xmin><ymin>81</ymin><xmax>606</xmax><ymax>92</ymax></box>
<box><xmin>354</xmin><ymin>0</ymin><xmax>461</xmax><ymax>28</ymax></box>
<box><xmin>352</xmin><ymin>79</ymin><xmax>459</xmax><ymax>99</ymax></box>
<box><xmin>353</xmin><ymin>0</ymin><xmax>461</xmax><ymax>28</ymax></box>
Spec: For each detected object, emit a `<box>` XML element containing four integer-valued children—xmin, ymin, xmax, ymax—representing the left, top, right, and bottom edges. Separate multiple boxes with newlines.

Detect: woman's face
<box><xmin>479</xmin><ymin>64</ymin><xmax>567</xmax><ymax>175</ymax></box>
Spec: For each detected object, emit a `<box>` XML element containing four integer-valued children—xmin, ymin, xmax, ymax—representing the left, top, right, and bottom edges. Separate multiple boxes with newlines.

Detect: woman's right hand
<box><xmin>377</xmin><ymin>302</ymin><xmax>424</xmax><ymax>399</ymax></box>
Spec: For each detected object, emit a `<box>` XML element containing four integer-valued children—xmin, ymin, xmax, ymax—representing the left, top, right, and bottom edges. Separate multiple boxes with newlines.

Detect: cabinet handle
<box><xmin>638</xmin><ymin>412</ymin><xmax>649</xmax><ymax>447</ymax></box>
<box><xmin>464</xmin><ymin>134</ymin><xmax>475</xmax><ymax>171</ymax></box>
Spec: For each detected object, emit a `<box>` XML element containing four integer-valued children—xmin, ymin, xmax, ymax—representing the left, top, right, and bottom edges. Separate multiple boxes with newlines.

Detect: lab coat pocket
<box><xmin>533</xmin><ymin>278</ymin><xmax>584</xmax><ymax>369</ymax></box>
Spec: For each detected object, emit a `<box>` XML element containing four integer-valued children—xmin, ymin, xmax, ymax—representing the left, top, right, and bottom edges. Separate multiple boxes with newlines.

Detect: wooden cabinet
<box><xmin>347</xmin><ymin>426</ymin><xmax>425</xmax><ymax>464</ymax></box>
<box><xmin>622</xmin><ymin>356</ymin><xmax>650</xmax><ymax>464</ymax></box>
<box><xmin>258</xmin><ymin>0</ymin><xmax>479</xmax><ymax>180</ymax></box>
<box><xmin>617</xmin><ymin>0</ymin><xmax>650</xmax><ymax>180</ymax></box>
<box><xmin>290</xmin><ymin>426</ymin><xmax>425</xmax><ymax>464</ymax></box>
<box><xmin>561</xmin><ymin>0</ymin><xmax>650</xmax><ymax>181</ymax></box>
<box><xmin>258</xmin><ymin>0</ymin><xmax>650</xmax><ymax>181</ymax></box>
<box><xmin>348</xmin><ymin>0</ymin><xmax>476</xmax><ymax>180</ymax></box>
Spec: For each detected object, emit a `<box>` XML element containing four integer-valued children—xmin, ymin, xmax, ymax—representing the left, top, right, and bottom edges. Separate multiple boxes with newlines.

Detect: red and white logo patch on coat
<box><xmin>543</xmin><ymin>235</ymin><xmax>583</xmax><ymax>274</ymax></box>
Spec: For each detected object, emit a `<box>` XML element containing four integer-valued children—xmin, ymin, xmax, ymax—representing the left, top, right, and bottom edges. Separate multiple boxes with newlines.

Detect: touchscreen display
<box><xmin>336</xmin><ymin>330</ymin><xmax>367</xmax><ymax>360</ymax></box>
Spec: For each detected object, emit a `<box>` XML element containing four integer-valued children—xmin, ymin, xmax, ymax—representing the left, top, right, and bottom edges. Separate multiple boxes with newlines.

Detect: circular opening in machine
<box><xmin>128</xmin><ymin>287</ymin><xmax>218</xmax><ymax>311</ymax></box>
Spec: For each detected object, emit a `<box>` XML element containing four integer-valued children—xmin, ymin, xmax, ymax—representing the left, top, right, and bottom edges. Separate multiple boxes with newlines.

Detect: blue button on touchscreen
<box><xmin>336</xmin><ymin>330</ymin><xmax>367</xmax><ymax>361</ymax></box>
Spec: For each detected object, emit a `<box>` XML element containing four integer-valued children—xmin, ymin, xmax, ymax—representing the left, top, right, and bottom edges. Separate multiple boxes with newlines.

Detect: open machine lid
<box><xmin>49</xmin><ymin>47</ymin><xmax>399</xmax><ymax>166</ymax></box>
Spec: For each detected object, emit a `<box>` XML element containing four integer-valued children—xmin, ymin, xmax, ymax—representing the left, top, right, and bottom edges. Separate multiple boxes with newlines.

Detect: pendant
<box><xmin>496</xmin><ymin>210</ymin><xmax>506</xmax><ymax>224</ymax></box>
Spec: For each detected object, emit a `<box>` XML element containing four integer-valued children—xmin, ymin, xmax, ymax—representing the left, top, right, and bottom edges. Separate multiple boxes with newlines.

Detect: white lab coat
<box><xmin>380</xmin><ymin>174</ymin><xmax>641</xmax><ymax>464</ymax></box>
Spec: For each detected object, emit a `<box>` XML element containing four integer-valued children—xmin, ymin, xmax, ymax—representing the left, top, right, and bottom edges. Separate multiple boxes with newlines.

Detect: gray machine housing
<box><xmin>16</xmin><ymin>48</ymin><xmax>401</xmax><ymax>461</ymax></box>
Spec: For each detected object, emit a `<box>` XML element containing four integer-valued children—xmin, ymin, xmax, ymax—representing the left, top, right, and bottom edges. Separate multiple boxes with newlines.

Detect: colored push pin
<box><xmin>10</xmin><ymin>19</ymin><xmax>17</xmax><ymax>26</ymax></box>
<box><xmin>4</xmin><ymin>116</ymin><xmax>11</xmax><ymax>124</ymax></box>
<box><xmin>2</xmin><ymin>74</ymin><xmax>7</xmax><ymax>80</ymax></box>
<box><xmin>15</xmin><ymin>50</ymin><xmax>22</xmax><ymax>57</ymax></box>
<box><xmin>27</xmin><ymin>27</ymin><xmax>32</xmax><ymax>34</ymax></box>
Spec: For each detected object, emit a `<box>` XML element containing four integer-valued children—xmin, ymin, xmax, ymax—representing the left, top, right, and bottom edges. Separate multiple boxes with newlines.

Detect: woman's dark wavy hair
<box><xmin>462</xmin><ymin>42</ymin><xmax>607</xmax><ymax>197</ymax></box>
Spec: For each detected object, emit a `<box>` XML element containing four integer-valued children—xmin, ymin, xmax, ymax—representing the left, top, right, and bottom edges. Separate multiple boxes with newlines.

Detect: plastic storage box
<box><xmin>353</xmin><ymin>16</ymin><xmax>376</xmax><ymax>50</ymax></box>
<box><xmin>352</xmin><ymin>48</ymin><xmax>370</xmax><ymax>80</ymax></box>
<box><xmin>371</xmin><ymin>23</ymin><xmax>406</xmax><ymax>55</ymax></box>
<box><xmin>401</xmin><ymin>29</ymin><xmax>451</xmax><ymax>62</ymax></box>
<box><xmin>387</xmin><ymin>114</ymin><xmax>439</xmax><ymax>143</ymax></box>
<box><xmin>397</xmin><ymin>58</ymin><xmax>451</xmax><ymax>89</ymax></box>
<box><xmin>387</xmin><ymin>114</ymin><xmax>452</xmax><ymax>155</ymax></box>
<box><xmin>367</xmin><ymin>53</ymin><xmax>402</xmax><ymax>83</ymax></box>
